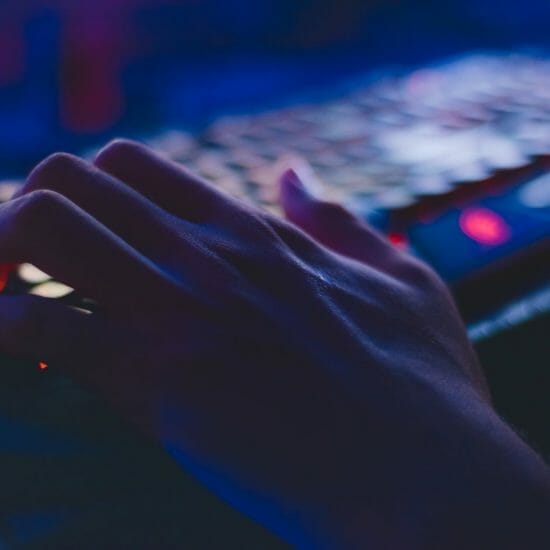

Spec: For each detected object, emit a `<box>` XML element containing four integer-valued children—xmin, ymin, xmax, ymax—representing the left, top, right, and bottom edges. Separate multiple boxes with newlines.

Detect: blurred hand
<box><xmin>0</xmin><ymin>141</ymin><xmax>548</xmax><ymax>548</ymax></box>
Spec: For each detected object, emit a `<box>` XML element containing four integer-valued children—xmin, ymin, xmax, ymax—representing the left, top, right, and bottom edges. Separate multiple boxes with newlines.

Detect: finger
<box><xmin>0</xmin><ymin>191</ymin><xmax>182</xmax><ymax>311</ymax></box>
<box><xmin>0</xmin><ymin>294</ymin><xmax>104</xmax><ymax>368</ymax></box>
<box><xmin>14</xmin><ymin>153</ymin><xmax>182</xmax><ymax>258</ymax></box>
<box><xmin>279</xmin><ymin>169</ymin><xmax>399</xmax><ymax>269</ymax></box>
<box><xmin>94</xmin><ymin>139</ymin><xmax>242</xmax><ymax>223</ymax></box>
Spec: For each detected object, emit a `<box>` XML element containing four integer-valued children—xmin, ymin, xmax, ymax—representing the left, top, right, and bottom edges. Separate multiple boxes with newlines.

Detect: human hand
<box><xmin>0</xmin><ymin>141</ymin><xmax>548</xmax><ymax>548</ymax></box>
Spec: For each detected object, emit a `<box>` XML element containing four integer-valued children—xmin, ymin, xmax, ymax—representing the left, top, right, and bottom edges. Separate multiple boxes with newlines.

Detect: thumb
<box><xmin>279</xmin><ymin>168</ymin><xmax>396</xmax><ymax>269</ymax></box>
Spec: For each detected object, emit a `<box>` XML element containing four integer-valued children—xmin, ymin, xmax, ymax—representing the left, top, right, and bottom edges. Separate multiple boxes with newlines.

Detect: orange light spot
<box><xmin>39</xmin><ymin>362</ymin><xmax>48</xmax><ymax>371</ymax></box>
<box><xmin>459</xmin><ymin>207</ymin><xmax>511</xmax><ymax>246</ymax></box>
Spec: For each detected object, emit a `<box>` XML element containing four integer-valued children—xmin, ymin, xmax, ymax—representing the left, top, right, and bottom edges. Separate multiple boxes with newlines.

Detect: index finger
<box><xmin>95</xmin><ymin>139</ymin><xmax>244</xmax><ymax>223</ymax></box>
<box><xmin>0</xmin><ymin>191</ymin><xmax>182</xmax><ymax>312</ymax></box>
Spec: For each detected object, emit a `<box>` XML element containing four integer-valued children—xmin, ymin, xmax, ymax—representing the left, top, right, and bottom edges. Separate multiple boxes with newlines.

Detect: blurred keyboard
<box><xmin>0</xmin><ymin>50</ymin><xmax>549</xmax><ymax>460</ymax></box>
<box><xmin>145</xmin><ymin>53</ymin><xmax>550</xmax><ymax>329</ymax></box>
<box><xmin>1</xmin><ymin>52</ymin><xmax>549</xmax><ymax>334</ymax></box>
<box><xmin>147</xmin><ymin>53</ymin><xmax>550</xmax><ymax>210</ymax></box>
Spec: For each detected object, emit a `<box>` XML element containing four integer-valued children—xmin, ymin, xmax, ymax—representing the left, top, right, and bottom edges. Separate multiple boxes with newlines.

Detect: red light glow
<box><xmin>388</xmin><ymin>233</ymin><xmax>408</xmax><ymax>249</ymax></box>
<box><xmin>459</xmin><ymin>207</ymin><xmax>510</xmax><ymax>246</ymax></box>
<box><xmin>39</xmin><ymin>362</ymin><xmax>48</xmax><ymax>371</ymax></box>
<box><xmin>0</xmin><ymin>264</ymin><xmax>16</xmax><ymax>293</ymax></box>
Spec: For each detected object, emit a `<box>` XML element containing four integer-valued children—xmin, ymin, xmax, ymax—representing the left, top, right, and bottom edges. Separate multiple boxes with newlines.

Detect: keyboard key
<box><xmin>374</xmin><ymin>188</ymin><xmax>417</xmax><ymax>210</ymax></box>
<box><xmin>407</xmin><ymin>175</ymin><xmax>454</xmax><ymax>197</ymax></box>
<box><xmin>18</xmin><ymin>264</ymin><xmax>51</xmax><ymax>285</ymax></box>
<box><xmin>0</xmin><ymin>180</ymin><xmax>21</xmax><ymax>203</ymax></box>
<box><xmin>30</xmin><ymin>282</ymin><xmax>74</xmax><ymax>299</ymax></box>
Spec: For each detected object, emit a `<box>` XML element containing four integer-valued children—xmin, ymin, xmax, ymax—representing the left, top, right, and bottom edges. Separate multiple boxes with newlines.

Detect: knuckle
<box><xmin>30</xmin><ymin>152</ymin><xmax>79</xmax><ymax>185</ymax></box>
<box><xmin>95</xmin><ymin>138</ymin><xmax>141</xmax><ymax>167</ymax></box>
<box><xmin>254</xmin><ymin>213</ymin><xmax>283</xmax><ymax>242</ymax></box>
<box><xmin>23</xmin><ymin>153</ymin><xmax>80</xmax><ymax>197</ymax></box>
<box><xmin>235</xmin><ymin>209</ymin><xmax>283</xmax><ymax>246</ymax></box>
<box><xmin>14</xmin><ymin>189</ymin><xmax>66</xmax><ymax>229</ymax></box>
<box><xmin>400</xmin><ymin>257</ymin><xmax>445</xmax><ymax>291</ymax></box>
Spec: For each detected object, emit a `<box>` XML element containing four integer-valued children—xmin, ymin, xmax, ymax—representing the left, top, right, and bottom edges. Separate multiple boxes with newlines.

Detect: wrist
<box><xmin>313</xmin><ymin>398</ymin><xmax>550</xmax><ymax>549</ymax></box>
<box><xmin>426</xmin><ymin>406</ymin><xmax>550</xmax><ymax>550</ymax></box>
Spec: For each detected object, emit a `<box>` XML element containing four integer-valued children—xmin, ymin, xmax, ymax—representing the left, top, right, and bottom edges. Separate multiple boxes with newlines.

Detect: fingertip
<box><xmin>279</xmin><ymin>167</ymin><xmax>318</xmax><ymax>218</ymax></box>
<box><xmin>13</xmin><ymin>152</ymin><xmax>80</xmax><ymax>201</ymax></box>
<box><xmin>94</xmin><ymin>138</ymin><xmax>146</xmax><ymax>169</ymax></box>
<box><xmin>280</xmin><ymin>167</ymin><xmax>313</xmax><ymax>196</ymax></box>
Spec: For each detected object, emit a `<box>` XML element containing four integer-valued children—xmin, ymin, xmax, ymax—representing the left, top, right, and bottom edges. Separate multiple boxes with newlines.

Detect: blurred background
<box><xmin>0</xmin><ymin>0</ymin><xmax>549</xmax><ymax>174</ymax></box>
<box><xmin>0</xmin><ymin>3</ymin><xmax>549</xmax><ymax>545</ymax></box>
<box><xmin>0</xmin><ymin>0</ymin><xmax>549</xmax><ymax>457</ymax></box>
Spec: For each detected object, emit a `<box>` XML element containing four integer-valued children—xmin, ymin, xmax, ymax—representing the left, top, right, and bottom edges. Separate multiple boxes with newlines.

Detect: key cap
<box><xmin>18</xmin><ymin>264</ymin><xmax>51</xmax><ymax>285</ymax></box>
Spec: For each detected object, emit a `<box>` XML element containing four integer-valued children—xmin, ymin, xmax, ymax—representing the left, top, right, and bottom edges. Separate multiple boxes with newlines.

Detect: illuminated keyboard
<box><xmin>0</xmin><ymin>51</ymin><xmax>549</xmax><ymax>479</ymax></box>
<box><xmin>1</xmin><ymin>52</ymin><xmax>549</xmax><ymax>329</ymax></box>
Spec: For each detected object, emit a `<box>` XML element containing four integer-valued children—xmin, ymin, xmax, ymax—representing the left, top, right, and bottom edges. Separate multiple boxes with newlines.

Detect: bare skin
<box><xmin>0</xmin><ymin>140</ymin><xmax>548</xmax><ymax>548</ymax></box>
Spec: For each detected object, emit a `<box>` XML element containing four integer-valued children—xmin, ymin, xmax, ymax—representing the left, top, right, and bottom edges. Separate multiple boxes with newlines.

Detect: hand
<box><xmin>0</xmin><ymin>141</ymin><xmax>548</xmax><ymax>548</ymax></box>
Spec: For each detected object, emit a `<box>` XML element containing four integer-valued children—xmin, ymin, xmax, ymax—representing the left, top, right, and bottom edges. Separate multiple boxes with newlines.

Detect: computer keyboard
<box><xmin>0</xmin><ymin>53</ymin><xmax>548</xmax><ymax>534</ymax></box>
<box><xmin>147</xmin><ymin>52</ymin><xmax>550</xmax><ymax>216</ymax></box>
<box><xmin>128</xmin><ymin>53</ymin><xmax>550</xmax><ymax>320</ymax></box>
<box><xmin>1</xmin><ymin>51</ymin><xmax>548</xmax><ymax>330</ymax></box>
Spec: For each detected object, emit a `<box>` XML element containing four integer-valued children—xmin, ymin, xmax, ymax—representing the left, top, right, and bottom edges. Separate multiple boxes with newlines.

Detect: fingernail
<box><xmin>282</xmin><ymin>169</ymin><xmax>309</xmax><ymax>195</ymax></box>
<box><xmin>282</xmin><ymin>166</ymin><xmax>322</xmax><ymax>200</ymax></box>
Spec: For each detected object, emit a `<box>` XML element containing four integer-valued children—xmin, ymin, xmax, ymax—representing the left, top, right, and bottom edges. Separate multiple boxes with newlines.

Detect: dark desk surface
<box><xmin>0</xmin><ymin>309</ymin><xmax>547</xmax><ymax>548</ymax></box>
<box><xmin>0</xmin><ymin>374</ymin><xmax>286</xmax><ymax>549</ymax></box>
